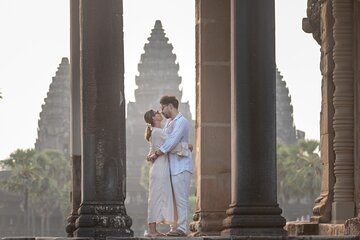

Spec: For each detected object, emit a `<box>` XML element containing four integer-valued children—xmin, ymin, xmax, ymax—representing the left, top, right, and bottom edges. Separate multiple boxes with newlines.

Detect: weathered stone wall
<box><xmin>310</xmin><ymin>0</ymin><xmax>335</xmax><ymax>224</ymax></box>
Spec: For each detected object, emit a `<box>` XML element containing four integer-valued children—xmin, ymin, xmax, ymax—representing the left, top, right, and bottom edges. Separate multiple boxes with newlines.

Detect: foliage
<box><xmin>188</xmin><ymin>195</ymin><xmax>196</xmax><ymax>223</ymax></box>
<box><xmin>0</xmin><ymin>149</ymin><xmax>39</xmax><ymax>194</ymax></box>
<box><xmin>277</xmin><ymin>139</ymin><xmax>322</xmax><ymax>204</ymax></box>
<box><xmin>0</xmin><ymin>148</ymin><xmax>71</xmax><ymax>235</ymax></box>
<box><xmin>0</xmin><ymin>148</ymin><xmax>40</xmax><ymax>235</ymax></box>
<box><xmin>140</xmin><ymin>159</ymin><xmax>150</xmax><ymax>191</ymax></box>
<box><xmin>31</xmin><ymin>150</ymin><xmax>71</xmax><ymax>223</ymax></box>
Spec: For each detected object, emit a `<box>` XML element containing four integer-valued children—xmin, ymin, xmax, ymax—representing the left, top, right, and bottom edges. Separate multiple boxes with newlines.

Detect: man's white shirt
<box><xmin>159</xmin><ymin>113</ymin><xmax>193</xmax><ymax>176</ymax></box>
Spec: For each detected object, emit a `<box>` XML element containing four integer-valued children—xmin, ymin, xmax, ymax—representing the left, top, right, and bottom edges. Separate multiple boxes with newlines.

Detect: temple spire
<box><xmin>35</xmin><ymin>57</ymin><xmax>70</xmax><ymax>158</ymax></box>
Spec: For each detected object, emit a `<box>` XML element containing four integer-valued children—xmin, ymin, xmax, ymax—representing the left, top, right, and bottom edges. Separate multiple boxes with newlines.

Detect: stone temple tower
<box><xmin>126</xmin><ymin>20</ymin><xmax>194</xmax><ymax>235</ymax></box>
<box><xmin>276</xmin><ymin>68</ymin><xmax>299</xmax><ymax>145</ymax></box>
<box><xmin>35</xmin><ymin>57</ymin><xmax>71</xmax><ymax>158</ymax></box>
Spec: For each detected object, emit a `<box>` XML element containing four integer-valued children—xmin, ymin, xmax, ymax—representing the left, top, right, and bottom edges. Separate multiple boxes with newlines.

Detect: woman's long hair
<box><xmin>143</xmin><ymin>109</ymin><xmax>156</xmax><ymax>141</ymax></box>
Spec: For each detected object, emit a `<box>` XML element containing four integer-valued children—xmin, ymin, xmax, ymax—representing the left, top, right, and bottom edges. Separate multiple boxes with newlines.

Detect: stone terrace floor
<box><xmin>2</xmin><ymin>236</ymin><xmax>360</xmax><ymax>240</ymax></box>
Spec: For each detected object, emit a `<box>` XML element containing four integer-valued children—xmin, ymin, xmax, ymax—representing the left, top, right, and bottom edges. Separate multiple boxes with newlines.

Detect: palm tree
<box><xmin>0</xmin><ymin>148</ymin><xmax>71</xmax><ymax>236</ymax></box>
<box><xmin>0</xmin><ymin>148</ymin><xmax>39</xmax><ymax>235</ymax></box>
<box><xmin>277</xmin><ymin>139</ymin><xmax>322</xmax><ymax>204</ymax></box>
<box><xmin>31</xmin><ymin>149</ymin><xmax>71</xmax><ymax>235</ymax></box>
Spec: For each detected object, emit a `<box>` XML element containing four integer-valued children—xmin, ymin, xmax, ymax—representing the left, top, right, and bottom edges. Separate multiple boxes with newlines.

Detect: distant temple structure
<box><xmin>276</xmin><ymin>68</ymin><xmax>304</xmax><ymax>145</ymax></box>
<box><xmin>0</xmin><ymin>58</ymin><xmax>71</xmax><ymax>237</ymax></box>
<box><xmin>34</xmin><ymin>57</ymin><xmax>71</xmax><ymax>158</ymax></box>
<box><xmin>275</xmin><ymin>68</ymin><xmax>310</xmax><ymax>221</ymax></box>
<box><xmin>125</xmin><ymin>20</ymin><xmax>194</xmax><ymax>235</ymax></box>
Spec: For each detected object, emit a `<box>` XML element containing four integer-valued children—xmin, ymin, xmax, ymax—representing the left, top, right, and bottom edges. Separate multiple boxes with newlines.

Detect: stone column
<box><xmin>222</xmin><ymin>0</ymin><xmax>286</xmax><ymax>236</ymax></box>
<box><xmin>66</xmin><ymin>0</ymin><xmax>82</xmax><ymax>237</ymax></box>
<box><xmin>74</xmin><ymin>0</ymin><xmax>133</xmax><ymax>238</ymax></box>
<box><xmin>331</xmin><ymin>0</ymin><xmax>355</xmax><ymax>223</ymax></box>
<box><xmin>355</xmin><ymin>0</ymin><xmax>360</xmax><ymax>218</ymax></box>
<box><xmin>189</xmin><ymin>0</ymin><xmax>231</xmax><ymax>236</ymax></box>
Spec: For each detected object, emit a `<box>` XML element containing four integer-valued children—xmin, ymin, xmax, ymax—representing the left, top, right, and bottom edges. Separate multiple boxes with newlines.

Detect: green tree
<box><xmin>277</xmin><ymin>139</ymin><xmax>322</xmax><ymax>204</ymax></box>
<box><xmin>31</xmin><ymin>149</ymin><xmax>71</xmax><ymax>235</ymax></box>
<box><xmin>0</xmin><ymin>148</ymin><xmax>71</xmax><ymax>236</ymax></box>
<box><xmin>0</xmin><ymin>148</ymin><xmax>39</xmax><ymax>235</ymax></box>
<box><xmin>140</xmin><ymin>160</ymin><xmax>150</xmax><ymax>191</ymax></box>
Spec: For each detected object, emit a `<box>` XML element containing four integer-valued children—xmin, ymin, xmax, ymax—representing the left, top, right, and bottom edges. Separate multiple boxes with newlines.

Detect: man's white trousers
<box><xmin>171</xmin><ymin>171</ymin><xmax>192</xmax><ymax>233</ymax></box>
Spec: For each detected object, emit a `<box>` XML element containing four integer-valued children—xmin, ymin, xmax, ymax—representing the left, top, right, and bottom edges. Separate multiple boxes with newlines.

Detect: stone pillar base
<box><xmin>221</xmin><ymin>227</ymin><xmax>287</xmax><ymax>236</ymax></box>
<box><xmin>74</xmin><ymin>228</ymin><xmax>131</xmax><ymax>239</ymax></box>
<box><xmin>221</xmin><ymin>206</ymin><xmax>287</xmax><ymax>236</ymax></box>
<box><xmin>74</xmin><ymin>203</ymin><xmax>133</xmax><ymax>239</ymax></box>
<box><xmin>66</xmin><ymin>212</ymin><xmax>79</xmax><ymax>237</ymax></box>
<box><xmin>332</xmin><ymin>202</ymin><xmax>355</xmax><ymax>224</ymax></box>
<box><xmin>189</xmin><ymin>211</ymin><xmax>226</xmax><ymax>236</ymax></box>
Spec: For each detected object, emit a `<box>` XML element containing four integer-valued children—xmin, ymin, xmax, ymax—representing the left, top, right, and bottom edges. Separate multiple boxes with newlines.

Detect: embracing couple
<box><xmin>143</xmin><ymin>95</ymin><xmax>193</xmax><ymax>237</ymax></box>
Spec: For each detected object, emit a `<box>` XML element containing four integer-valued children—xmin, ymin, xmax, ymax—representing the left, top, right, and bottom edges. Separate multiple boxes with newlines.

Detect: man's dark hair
<box><xmin>160</xmin><ymin>95</ymin><xmax>179</xmax><ymax>109</ymax></box>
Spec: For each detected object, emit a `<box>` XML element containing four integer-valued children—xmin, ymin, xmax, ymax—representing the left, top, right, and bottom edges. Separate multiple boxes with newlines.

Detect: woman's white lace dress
<box><xmin>147</xmin><ymin>127</ymin><xmax>175</xmax><ymax>224</ymax></box>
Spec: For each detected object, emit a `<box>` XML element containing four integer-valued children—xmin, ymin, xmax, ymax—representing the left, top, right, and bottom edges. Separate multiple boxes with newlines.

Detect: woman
<box><xmin>143</xmin><ymin>109</ymin><xmax>175</xmax><ymax>237</ymax></box>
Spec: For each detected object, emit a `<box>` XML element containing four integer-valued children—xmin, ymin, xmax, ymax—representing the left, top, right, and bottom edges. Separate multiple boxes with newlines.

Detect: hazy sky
<box><xmin>0</xmin><ymin>0</ymin><xmax>320</xmax><ymax>160</ymax></box>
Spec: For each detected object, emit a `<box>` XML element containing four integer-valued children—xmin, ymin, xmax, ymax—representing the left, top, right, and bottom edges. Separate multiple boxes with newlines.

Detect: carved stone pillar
<box><xmin>221</xmin><ymin>0</ymin><xmax>286</xmax><ymax>236</ymax></box>
<box><xmin>331</xmin><ymin>0</ymin><xmax>355</xmax><ymax>224</ymax></box>
<box><xmin>73</xmin><ymin>0</ymin><xmax>133</xmax><ymax>238</ymax></box>
<box><xmin>355</xmin><ymin>0</ymin><xmax>360</xmax><ymax>218</ymax></box>
<box><xmin>310</xmin><ymin>0</ymin><xmax>335</xmax><ymax>224</ymax></box>
<box><xmin>66</xmin><ymin>0</ymin><xmax>82</xmax><ymax>237</ymax></box>
<box><xmin>189</xmin><ymin>0</ymin><xmax>231</xmax><ymax>236</ymax></box>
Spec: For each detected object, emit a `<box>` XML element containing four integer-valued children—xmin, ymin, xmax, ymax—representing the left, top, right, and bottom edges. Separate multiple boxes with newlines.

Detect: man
<box><xmin>148</xmin><ymin>95</ymin><xmax>193</xmax><ymax>236</ymax></box>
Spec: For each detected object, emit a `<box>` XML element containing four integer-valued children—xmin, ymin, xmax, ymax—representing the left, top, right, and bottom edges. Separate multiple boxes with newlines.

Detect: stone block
<box><xmin>190</xmin><ymin>211</ymin><xmax>227</xmax><ymax>235</ymax></box>
<box><xmin>318</xmin><ymin>223</ymin><xmax>345</xmax><ymax>235</ymax></box>
<box><xmin>199</xmin><ymin>0</ymin><xmax>230</xmax><ymax>21</ymax></box>
<box><xmin>200</xmin><ymin>21</ymin><xmax>230</xmax><ymax>62</ymax></box>
<box><xmin>345</xmin><ymin>217</ymin><xmax>360</xmax><ymax>235</ymax></box>
<box><xmin>198</xmin><ymin>0</ymin><xmax>230</xmax><ymax>62</ymax></box>
<box><xmin>285</xmin><ymin>221</ymin><xmax>319</xmax><ymax>236</ymax></box>
<box><xmin>200</xmin><ymin>172</ymin><xmax>230</xmax><ymax>211</ymax></box>
<box><xmin>1</xmin><ymin>238</ymin><xmax>93</xmax><ymax>240</ymax></box>
<box><xmin>332</xmin><ymin>202</ymin><xmax>355</xmax><ymax>224</ymax></box>
<box><xmin>1</xmin><ymin>238</ymin><xmax>36</xmax><ymax>240</ymax></box>
<box><xmin>200</xmin><ymin>126</ymin><xmax>231</xmax><ymax>174</ymax></box>
<box><xmin>199</xmin><ymin>65</ymin><xmax>230</xmax><ymax>123</ymax></box>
